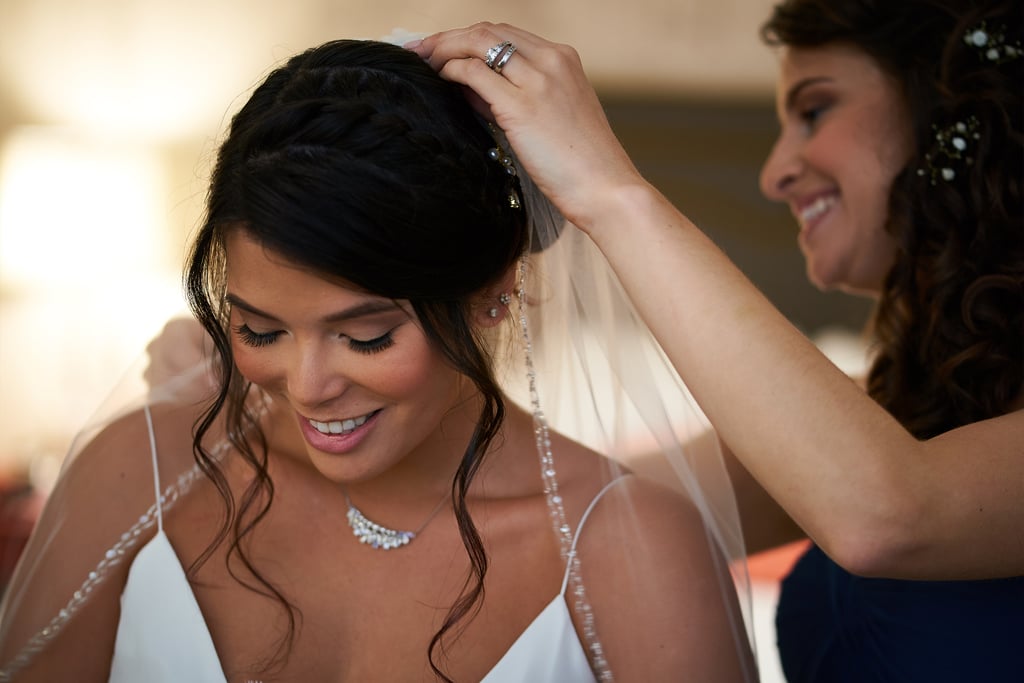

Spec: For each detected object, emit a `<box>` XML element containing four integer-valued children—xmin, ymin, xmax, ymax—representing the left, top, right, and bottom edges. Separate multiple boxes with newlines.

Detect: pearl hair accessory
<box><xmin>918</xmin><ymin>117</ymin><xmax>981</xmax><ymax>185</ymax></box>
<box><xmin>487</xmin><ymin>125</ymin><xmax>523</xmax><ymax>210</ymax></box>
<box><xmin>963</xmin><ymin>22</ymin><xmax>1022</xmax><ymax>64</ymax></box>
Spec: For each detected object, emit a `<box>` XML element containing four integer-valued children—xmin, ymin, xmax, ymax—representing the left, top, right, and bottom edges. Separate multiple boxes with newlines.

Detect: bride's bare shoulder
<box><xmin>54</xmin><ymin>400</ymin><xmax>211</xmax><ymax>518</ymax></box>
<box><xmin>567</xmin><ymin>463</ymin><xmax>753</xmax><ymax>679</ymax></box>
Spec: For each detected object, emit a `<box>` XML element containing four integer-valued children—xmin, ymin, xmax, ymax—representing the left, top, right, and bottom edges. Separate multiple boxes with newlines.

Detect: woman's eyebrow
<box><xmin>225</xmin><ymin>293</ymin><xmax>402</xmax><ymax>323</ymax></box>
<box><xmin>784</xmin><ymin>76</ymin><xmax>833</xmax><ymax>113</ymax></box>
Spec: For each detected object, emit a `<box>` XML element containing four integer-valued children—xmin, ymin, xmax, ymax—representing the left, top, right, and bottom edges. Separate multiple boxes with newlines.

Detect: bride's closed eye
<box><xmin>233</xmin><ymin>324</ymin><xmax>280</xmax><ymax>348</ymax></box>
<box><xmin>347</xmin><ymin>331</ymin><xmax>395</xmax><ymax>355</ymax></box>
<box><xmin>232</xmin><ymin>323</ymin><xmax>396</xmax><ymax>354</ymax></box>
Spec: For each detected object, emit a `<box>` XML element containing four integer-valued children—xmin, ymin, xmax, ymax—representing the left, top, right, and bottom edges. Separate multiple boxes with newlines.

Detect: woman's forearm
<box><xmin>582</xmin><ymin>182</ymin><xmax>1023</xmax><ymax>579</ymax></box>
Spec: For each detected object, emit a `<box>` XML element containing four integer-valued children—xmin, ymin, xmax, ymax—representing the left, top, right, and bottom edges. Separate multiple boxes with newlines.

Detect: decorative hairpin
<box><xmin>917</xmin><ymin>116</ymin><xmax>980</xmax><ymax>184</ymax></box>
<box><xmin>487</xmin><ymin>124</ymin><xmax>523</xmax><ymax>210</ymax></box>
<box><xmin>963</xmin><ymin>22</ymin><xmax>1022</xmax><ymax>64</ymax></box>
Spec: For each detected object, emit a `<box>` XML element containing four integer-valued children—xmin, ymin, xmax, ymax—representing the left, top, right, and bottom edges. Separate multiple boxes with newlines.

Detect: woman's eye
<box><xmin>348</xmin><ymin>331</ymin><xmax>395</xmax><ymax>355</ymax></box>
<box><xmin>800</xmin><ymin>103</ymin><xmax>829</xmax><ymax>128</ymax></box>
<box><xmin>233</xmin><ymin>324</ymin><xmax>281</xmax><ymax>348</ymax></box>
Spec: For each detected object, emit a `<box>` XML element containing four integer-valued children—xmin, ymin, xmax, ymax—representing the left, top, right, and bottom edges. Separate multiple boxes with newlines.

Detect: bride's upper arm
<box><xmin>575</xmin><ymin>476</ymin><xmax>755</xmax><ymax>681</ymax></box>
<box><xmin>0</xmin><ymin>409</ymin><xmax>163</xmax><ymax>681</ymax></box>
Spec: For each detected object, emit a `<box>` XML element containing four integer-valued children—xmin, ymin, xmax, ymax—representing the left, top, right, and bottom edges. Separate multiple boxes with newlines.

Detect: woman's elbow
<box><xmin>814</xmin><ymin>505</ymin><xmax>931</xmax><ymax>578</ymax></box>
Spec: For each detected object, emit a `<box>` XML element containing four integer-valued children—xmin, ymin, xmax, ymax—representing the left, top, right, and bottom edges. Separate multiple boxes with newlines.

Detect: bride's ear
<box><xmin>472</xmin><ymin>266</ymin><xmax>518</xmax><ymax>328</ymax></box>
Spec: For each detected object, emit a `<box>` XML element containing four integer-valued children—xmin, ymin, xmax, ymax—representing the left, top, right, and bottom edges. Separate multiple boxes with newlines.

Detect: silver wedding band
<box><xmin>484</xmin><ymin>41</ymin><xmax>517</xmax><ymax>74</ymax></box>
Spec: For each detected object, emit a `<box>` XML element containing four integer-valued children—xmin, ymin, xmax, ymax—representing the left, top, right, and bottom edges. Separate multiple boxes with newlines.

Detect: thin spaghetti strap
<box><xmin>142</xmin><ymin>404</ymin><xmax>163</xmax><ymax>533</ymax></box>
<box><xmin>559</xmin><ymin>475</ymin><xmax>632</xmax><ymax>594</ymax></box>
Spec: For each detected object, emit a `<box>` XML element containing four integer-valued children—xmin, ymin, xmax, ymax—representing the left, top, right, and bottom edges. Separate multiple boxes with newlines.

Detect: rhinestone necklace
<box><xmin>343</xmin><ymin>490</ymin><xmax>448</xmax><ymax>550</ymax></box>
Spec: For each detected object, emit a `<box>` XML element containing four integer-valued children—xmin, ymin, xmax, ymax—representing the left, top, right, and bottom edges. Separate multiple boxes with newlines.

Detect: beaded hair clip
<box><xmin>919</xmin><ymin>22</ymin><xmax>1019</xmax><ymax>184</ymax></box>
<box><xmin>917</xmin><ymin>117</ymin><xmax>981</xmax><ymax>185</ymax></box>
<box><xmin>486</xmin><ymin>124</ymin><xmax>523</xmax><ymax>209</ymax></box>
<box><xmin>963</xmin><ymin>21</ymin><xmax>1022</xmax><ymax>65</ymax></box>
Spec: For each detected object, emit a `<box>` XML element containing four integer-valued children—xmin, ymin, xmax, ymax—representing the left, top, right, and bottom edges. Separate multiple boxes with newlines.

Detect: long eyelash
<box><xmin>348</xmin><ymin>332</ymin><xmax>395</xmax><ymax>355</ymax></box>
<box><xmin>233</xmin><ymin>324</ymin><xmax>280</xmax><ymax>348</ymax></box>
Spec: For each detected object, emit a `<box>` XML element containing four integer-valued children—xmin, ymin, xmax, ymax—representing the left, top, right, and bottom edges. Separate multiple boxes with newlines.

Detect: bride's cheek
<box><xmin>232</xmin><ymin>345</ymin><xmax>275</xmax><ymax>389</ymax></box>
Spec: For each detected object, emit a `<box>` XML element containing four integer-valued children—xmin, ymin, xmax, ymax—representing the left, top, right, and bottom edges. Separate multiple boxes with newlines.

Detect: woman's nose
<box><xmin>759</xmin><ymin>134</ymin><xmax>801</xmax><ymax>202</ymax></box>
<box><xmin>287</xmin><ymin>342</ymin><xmax>348</xmax><ymax>409</ymax></box>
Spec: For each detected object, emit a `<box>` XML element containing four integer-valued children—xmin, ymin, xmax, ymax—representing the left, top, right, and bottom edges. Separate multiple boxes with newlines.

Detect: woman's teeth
<box><xmin>309</xmin><ymin>413</ymin><xmax>372</xmax><ymax>435</ymax></box>
<box><xmin>801</xmin><ymin>195</ymin><xmax>837</xmax><ymax>224</ymax></box>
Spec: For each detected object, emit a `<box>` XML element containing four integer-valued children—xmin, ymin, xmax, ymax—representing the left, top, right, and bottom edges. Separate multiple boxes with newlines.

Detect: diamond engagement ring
<box><xmin>484</xmin><ymin>40</ymin><xmax>517</xmax><ymax>73</ymax></box>
<box><xmin>492</xmin><ymin>43</ymin><xmax>517</xmax><ymax>74</ymax></box>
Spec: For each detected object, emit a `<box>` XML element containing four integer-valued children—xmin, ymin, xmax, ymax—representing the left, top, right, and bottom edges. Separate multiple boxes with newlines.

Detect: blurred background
<box><xmin>0</xmin><ymin>1</ymin><xmax>874</xmax><ymax>677</ymax></box>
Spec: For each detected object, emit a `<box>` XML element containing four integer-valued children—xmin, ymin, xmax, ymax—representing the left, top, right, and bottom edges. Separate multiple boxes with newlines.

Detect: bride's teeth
<box><xmin>310</xmin><ymin>413</ymin><xmax>371</xmax><ymax>435</ymax></box>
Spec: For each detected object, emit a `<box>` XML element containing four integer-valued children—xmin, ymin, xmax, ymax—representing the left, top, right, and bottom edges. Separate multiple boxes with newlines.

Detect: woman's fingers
<box><xmin>408</xmin><ymin>23</ymin><xmax>644</xmax><ymax>228</ymax></box>
<box><xmin>410</xmin><ymin>22</ymin><xmax>543</xmax><ymax>77</ymax></box>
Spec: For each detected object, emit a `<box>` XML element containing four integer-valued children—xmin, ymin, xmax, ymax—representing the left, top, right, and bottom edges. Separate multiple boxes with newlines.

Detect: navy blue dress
<box><xmin>776</xmin><ymin>544</ymin><xmax>1024</xmax><ymax>682</ymax></box>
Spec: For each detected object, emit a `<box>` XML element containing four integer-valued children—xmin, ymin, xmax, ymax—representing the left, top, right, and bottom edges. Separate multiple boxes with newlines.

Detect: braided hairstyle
<box><xmin>185</xmin><ymin>40</ymin><xmax>528</xmax><ymax>679</ymax></box>
<box><xmin>763</xmin><ymin>0</ymin><xmax>1023</xmax><ymax>438</ymax></box>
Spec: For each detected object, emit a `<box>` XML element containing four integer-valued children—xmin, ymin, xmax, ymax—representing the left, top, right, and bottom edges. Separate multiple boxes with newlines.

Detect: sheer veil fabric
<box><xmin>509</xmin><ymin>145</ymin><xmax>755</xmax><ymax>666</ymax></box>
<box><xmin>0</xmin><ymin>123</ymin><xmax>754</xmax><ymax>681</ymax></box>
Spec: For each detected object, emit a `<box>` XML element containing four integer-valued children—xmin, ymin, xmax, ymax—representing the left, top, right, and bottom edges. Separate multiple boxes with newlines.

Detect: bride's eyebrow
<box><xmin>224</xmin><ymin>293</ymin><xmax>403</xmax><ymax>324</ymax></box>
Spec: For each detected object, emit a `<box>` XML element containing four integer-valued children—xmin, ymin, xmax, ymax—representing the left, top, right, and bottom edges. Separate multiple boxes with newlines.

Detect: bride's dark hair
<box><xmin>763</xmin><ymin>0</ymin><xmax>1024</xmax><ymax>437</ymax></box>
<box><xmin>185</xmin><ymin>39</ymin><xmax>528</xmax><ymax>679</ymax></box>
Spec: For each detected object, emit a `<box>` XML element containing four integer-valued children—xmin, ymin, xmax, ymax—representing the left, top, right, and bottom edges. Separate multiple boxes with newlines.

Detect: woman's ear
<box><xmin>473</xmin><ymin>266</ymin><xmax>518</xmax><ymax>328</ymax></box>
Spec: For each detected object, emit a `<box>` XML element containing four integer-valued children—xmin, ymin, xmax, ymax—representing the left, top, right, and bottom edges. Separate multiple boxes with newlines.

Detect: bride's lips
<box><xmin>298</xmin><ymin>409</ymin><xmax>381</xmax><ymax>455</ymax></box>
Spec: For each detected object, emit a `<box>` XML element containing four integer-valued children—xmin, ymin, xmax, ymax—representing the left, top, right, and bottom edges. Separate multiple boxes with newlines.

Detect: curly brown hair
<box><xmin>763</xmin><ymin>0</ymin><xmax>1023</xmax><ymax>438</ymax></box>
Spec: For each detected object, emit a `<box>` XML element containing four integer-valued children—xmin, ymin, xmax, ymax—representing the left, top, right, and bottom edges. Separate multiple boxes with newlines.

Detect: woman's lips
<box><xmin>298</xmin><ymin>409</ymin><xmax>381</xmax><ymax>455</ymax></box>
<box><xmin>797</xmin><ymin>193</ymin><xmax>838</xmax><ymax>234</ymax></box>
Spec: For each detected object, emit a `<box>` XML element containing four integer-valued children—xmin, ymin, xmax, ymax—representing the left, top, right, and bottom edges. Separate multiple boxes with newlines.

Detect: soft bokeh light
<box><xmin>0</xmin><ymin>127</ymin><xmax>169</xmax><ymax>289</ymax></box>
<box><xmin>0</xmin><ymin>127</ymin><xmax>186</xmax><ymax>478</ymax></box>
<box><xmin>0</xmin><ymin>0</ymin><xmax>778</xmax><ymax>143</ymax></box>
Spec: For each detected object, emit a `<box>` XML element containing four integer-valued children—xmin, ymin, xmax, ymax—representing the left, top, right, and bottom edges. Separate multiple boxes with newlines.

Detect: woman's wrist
<box><xmin>569</xmin><ymin>178</ymin><xmax>650</xmax><ymax>234</ymax></box>
<box><xmin>576</xmin><ymin>179</ymin><xmax>693</xmax><ymax>248</ymax></box>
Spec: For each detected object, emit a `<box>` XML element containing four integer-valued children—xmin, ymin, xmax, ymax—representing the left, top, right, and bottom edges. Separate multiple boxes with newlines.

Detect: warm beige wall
<box><xmin>0</xmin><ymin>0</ymin><xmax>780</xmax><ymax>137</ymax></box>
<box><xmin>604</xmin><ymin>96</ymin><xmax>874</xmax><ymax>335</ymax></box>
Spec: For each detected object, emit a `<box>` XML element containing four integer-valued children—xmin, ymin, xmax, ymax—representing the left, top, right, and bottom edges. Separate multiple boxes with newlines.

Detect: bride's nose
<box><xmin>286</xmin><ymin>341</ymin><xmax>350</xmax><ymax>409</ymax></box>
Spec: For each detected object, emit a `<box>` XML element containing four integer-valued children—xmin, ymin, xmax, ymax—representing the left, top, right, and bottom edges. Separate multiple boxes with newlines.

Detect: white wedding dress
<box><xmin>108</xmin><ymin>407</ymin><xmax>623</xmax><ymax>683</ymax></box>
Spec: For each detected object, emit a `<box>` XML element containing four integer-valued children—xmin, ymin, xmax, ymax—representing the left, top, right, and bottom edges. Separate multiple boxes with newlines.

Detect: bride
<box><xmin>0</xmin><ymin>39</ymin><xmax>753</xmax><ymax>682</ymax></box>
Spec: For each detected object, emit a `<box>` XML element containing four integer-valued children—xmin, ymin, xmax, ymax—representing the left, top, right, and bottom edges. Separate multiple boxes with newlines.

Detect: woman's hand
<box><xmin>408</xmin><ymin>23</ymin><xmax>647</xmax><ymax>232</ymax></box>
<box><xmin>143</xmin><ymin>316</ymin><xmax>211</xmax><ymax>388</ymax></box>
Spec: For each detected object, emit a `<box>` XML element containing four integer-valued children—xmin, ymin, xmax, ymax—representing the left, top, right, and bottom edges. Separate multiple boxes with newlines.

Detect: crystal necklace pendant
<box><xmin>345</xmin><ymin>503</ymin><xmax>416</xmax><ymax>550</ymax></box>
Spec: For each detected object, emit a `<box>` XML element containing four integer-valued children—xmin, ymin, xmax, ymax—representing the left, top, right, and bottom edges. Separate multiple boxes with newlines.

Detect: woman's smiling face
<box><xmin>759</xmin><ymin>43</ymin><xmax>914</xmax><ymax>296</ymax></box>
<box><xmin>224</xmin><ymin>229</ymin><xmax>471</xmax><ymax>484</ymax></box>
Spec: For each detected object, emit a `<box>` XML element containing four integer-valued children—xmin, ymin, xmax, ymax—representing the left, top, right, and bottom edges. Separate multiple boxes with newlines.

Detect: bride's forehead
<box><xmin>224</xmin><ymin>231</ymin><xmax>382</xmax><ymax>304</ymax></box>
